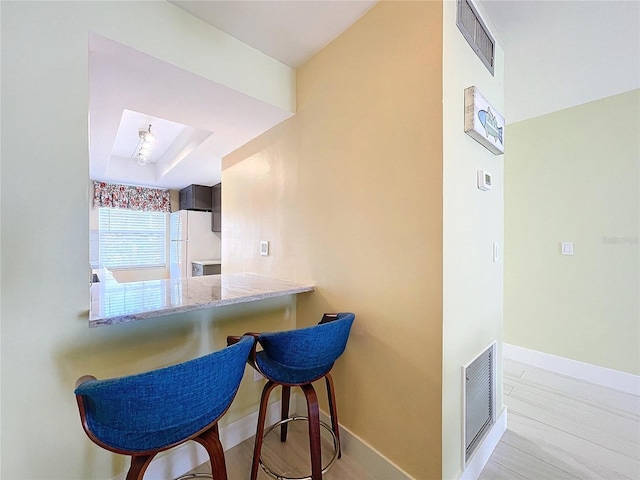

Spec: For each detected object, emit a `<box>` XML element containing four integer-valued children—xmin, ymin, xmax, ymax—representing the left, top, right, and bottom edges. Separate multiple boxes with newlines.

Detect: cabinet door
<box><xmin>193</xmin><ymin>185</ymin><xmax>212</xmax><ymax>211</ymax></box>
<box><xmin>211</xmin><ymin>183</ymin><xmax>221</xmax><ymax>232</ymax></box>
<box><xmin>179</xmin><ymin>185</ymin><xmax>212</xmax><ymax>211</ymax></box>
<box><xmin>179</xmin><ymin>187</ymin><xmax>192</xmax><ymax>210</ymax></box>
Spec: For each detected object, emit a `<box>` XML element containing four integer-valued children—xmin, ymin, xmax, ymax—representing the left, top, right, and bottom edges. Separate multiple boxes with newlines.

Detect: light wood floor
<box><xmin>183</xmin><ymin>358</ymin><xmax>640</xmax><ymax>479</ymax></box>
<box><xmin>479</xmin><ymin>358</ymin><xmax>640</xmax><ymax>480</ymax></box>
<box><xmin>184</xmin><ymin>415</ymin><xmax>370</xmax><ymax>479</ymax></box>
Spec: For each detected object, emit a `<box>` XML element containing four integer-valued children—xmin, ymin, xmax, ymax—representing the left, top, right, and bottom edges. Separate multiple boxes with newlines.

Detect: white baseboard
<box><xmin>315</xmin><ymin>408</ymin><xmax>415</xmax><ymax>480</ymax></box>
<box><xmin>460</xmin><ymin>408</ymin><xmax>507</xmax><ymax>480</ymax></box>
<box><xmin>136</xmin><ymin>396</ymin><xmax>413</xmax><ymax>480</ymax></box>
<box><xmin>108</xmin><ymin>387</ymin><xmax>510</xmax><ymax>480</ymax></box>
<box><xmin>504</xmin><ymin>343</ymin><xmax>640</xmax><ymax>396</ymax></box>
<box><xmin>109</xmin><ymin>401</ymin><xmax>282</xmax><ymax>480</ymax></box>
<box><xmin>286</xmin><ymin>393</ymin><xmax>414</xmax><ymax>479</ymax></box>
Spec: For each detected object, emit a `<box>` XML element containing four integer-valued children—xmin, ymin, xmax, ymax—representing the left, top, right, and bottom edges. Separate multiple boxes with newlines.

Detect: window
<box><xmin>98</xmin><ymin>207</ymin><xmax>167</xmax><ymax>269</ymax></box>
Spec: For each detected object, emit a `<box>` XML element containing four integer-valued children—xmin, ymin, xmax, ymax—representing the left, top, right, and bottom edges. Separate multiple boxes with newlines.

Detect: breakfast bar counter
<box><xmin>90</xmin><ymin>272</ymin><xmax>314</xmax><ymax>327</ymax></box>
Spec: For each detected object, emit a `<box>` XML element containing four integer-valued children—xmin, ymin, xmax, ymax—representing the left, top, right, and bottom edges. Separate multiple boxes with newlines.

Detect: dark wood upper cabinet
<box><xmin>211</xmin><ymin>183</ymin><xmax>221</xmax><ymax>232</ymax></box>
<box><xmin>179</xmin><ymin>185</ymin><xmax>212</xmax><ymax>211</ymax></box>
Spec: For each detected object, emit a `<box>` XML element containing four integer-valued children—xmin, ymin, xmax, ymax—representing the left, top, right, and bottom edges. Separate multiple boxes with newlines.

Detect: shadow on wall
<box><xmin>297</xmin><ymin>293</ymin><xmax>443</xmax><ymax>478</ymax></box>
<box><xmin>58</xmin><ymin>299</ymin><xmax>297</xmax><ymax>384</ymax></box>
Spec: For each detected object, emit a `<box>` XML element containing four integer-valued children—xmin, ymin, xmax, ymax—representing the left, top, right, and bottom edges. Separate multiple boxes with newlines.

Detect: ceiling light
<box><xmin>132</xmin><ymin>124</ymin><xmax>157</xmax><ymax>165</ymax></box>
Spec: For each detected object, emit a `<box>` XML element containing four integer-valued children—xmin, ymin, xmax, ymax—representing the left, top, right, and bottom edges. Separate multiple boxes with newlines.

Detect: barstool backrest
<box><xmin>258</xmin><ymin>312</ymin><xmax>355</xmax><ymax>371</ymax></box>
<box><xmin>75</xmin><ymin>335</ymin><xmax>254</xmax><ymax>452</ymax></box>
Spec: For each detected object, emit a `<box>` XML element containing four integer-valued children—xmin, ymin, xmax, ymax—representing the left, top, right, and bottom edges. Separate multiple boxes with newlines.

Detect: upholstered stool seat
<box><xmin>74</xmin><ymin>335</ymin><xmax>254</xmax><ymax>480</ymax></box>
<box><xmin>229</xmin><ymin>312</ymin><xmax>355</xmax><ymax>480</ymax></box>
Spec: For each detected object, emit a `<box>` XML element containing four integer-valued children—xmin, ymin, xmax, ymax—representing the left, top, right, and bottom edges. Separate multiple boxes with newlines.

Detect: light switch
<box><xmin>260</xmin><ymin>240</ymin><xmax>269</xmax><ymax>256</ymax></box>
<box><xmin>493</xmin><ymin>242</ymin><xmax>499</xmax><ymax>263</ymax></box>
<box><xmin>561</xmin><ymin>242</ymin><xmax>574</xmax><ymax>255</ymax></box>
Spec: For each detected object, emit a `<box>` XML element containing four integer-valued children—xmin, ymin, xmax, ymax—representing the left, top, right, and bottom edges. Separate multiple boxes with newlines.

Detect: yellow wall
<box><xmin>223</xmin><ymin>2</ymin><xmax>444</xmax><ymax>477</ymax></box>
<box><xmin>442</xmin><ymin>1</ymin><xmax>505</xmax><ymax>477</ymax></box>
<box><xmin>1</xmin><ymin>1</ymin><xmax>508</xmax><ymax>478</ymax></box>
<box><xmin>505</xmin><ymin>90</ymin><xmax>640</xmax><ymax>375</ymax></box>
<box><xmin>0</xmin><ymin>2</ymin><xmax>295</xmax><ymax>479</ymax></box>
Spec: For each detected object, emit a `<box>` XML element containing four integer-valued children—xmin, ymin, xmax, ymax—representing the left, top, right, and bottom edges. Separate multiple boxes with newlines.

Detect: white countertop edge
<box><xmin>191</xmin><ymin>259</ymin><xmax>222</xmax><ymax>265</ymax></box>
<box><xmin>89</xmin><ymin>273</ymin><xmax>314</xmax><ymax>327</ymax></box>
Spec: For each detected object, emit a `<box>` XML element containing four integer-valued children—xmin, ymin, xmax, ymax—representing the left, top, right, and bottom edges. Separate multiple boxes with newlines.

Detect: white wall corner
<box><xmin>504</xmin><ymin>343</ymin><xmax>640</xmax><ymax>396</ymax></box>
<box><xmin>459</xmin><ymin>408</ymin><xmax>507</xmax><ymax>480</ymax></box>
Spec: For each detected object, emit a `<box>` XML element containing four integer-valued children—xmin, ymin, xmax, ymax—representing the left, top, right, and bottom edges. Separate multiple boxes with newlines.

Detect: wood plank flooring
<box><xmin>182</xmin><ymin>358</ymin><xmax>640</xmax><ymax>479</ymax></box>
<box><xmin>479</xmin><ymin>359</ymin><xmax>640</xmax><ymax>480</ymax></box>
<box><xmin>183</xmin><ymin>416</ymin><xmax>370</xmax><ymax>479</ymax></box>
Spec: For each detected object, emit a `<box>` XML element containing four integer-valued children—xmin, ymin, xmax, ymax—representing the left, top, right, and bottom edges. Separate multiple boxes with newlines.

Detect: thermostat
<box><xmin>477</xmin><ymin>170</ymin><xmax>492</xmax><ymax>191</ymax></box>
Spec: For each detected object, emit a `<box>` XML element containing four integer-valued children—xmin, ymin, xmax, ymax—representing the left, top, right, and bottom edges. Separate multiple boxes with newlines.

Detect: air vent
<box><xmin>456</xmin><ymin>0</ymin><xmax>495</xmax><ymax>76</ymax></box>
<box><xmin>463</xmin><ymin>342</ymin><xmax>496</xmax><ymax>464</ymax></box>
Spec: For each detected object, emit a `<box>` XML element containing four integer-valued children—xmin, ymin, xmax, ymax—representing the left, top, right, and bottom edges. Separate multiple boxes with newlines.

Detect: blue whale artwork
<box><xmin>478</xmin><ymin>107</ymin><xmax>503</xmax><ymax>145</ymax></box>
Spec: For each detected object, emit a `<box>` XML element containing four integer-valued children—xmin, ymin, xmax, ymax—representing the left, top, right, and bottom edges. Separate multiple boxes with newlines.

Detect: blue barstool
<box><xmin>229</xmin><ymin>312</ymin><xmax>355</xmax><ymax>480</ymax></box>
<box><xmin>74</xmin><ymin>335</ymin><xmax>254</xmax><ymax>480</ymax></box>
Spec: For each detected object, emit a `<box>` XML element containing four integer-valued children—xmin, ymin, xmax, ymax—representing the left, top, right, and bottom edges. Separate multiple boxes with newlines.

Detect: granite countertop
<box><xmin>89</xmin><ymin>271</ymin><xmax>314</xmax><ymax>327</ymax></box>
<box><xmin>191</xmin><ymin>259</ymin><xmax>222</xmax><ymax>265</ymax></box>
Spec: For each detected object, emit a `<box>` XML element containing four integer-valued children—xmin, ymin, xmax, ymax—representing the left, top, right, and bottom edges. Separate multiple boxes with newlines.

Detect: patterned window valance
<box><xmin>93</xmin><ymin>181</ymin><xmax>171</xmax><ymax>213</ymax></box>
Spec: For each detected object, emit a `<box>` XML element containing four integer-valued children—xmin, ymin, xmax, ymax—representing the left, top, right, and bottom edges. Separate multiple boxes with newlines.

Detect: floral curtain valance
<box><xmin>93</xmin><ymin>181</ymin><xmax>171</xmax><ymax>213</ymax></box>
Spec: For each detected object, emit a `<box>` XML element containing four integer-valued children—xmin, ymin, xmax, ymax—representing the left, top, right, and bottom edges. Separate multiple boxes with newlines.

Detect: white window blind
<box><xmin>98</xmin><ymin>208</ymin><xmax>167</xmax><ymax>269</ymax></box>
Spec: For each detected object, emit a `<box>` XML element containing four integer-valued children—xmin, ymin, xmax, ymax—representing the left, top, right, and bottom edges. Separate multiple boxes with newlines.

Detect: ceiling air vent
<box><xmin>456</xmin><ymin>0</ymin><xmax>495</xmax><ymax>76</ymax></box>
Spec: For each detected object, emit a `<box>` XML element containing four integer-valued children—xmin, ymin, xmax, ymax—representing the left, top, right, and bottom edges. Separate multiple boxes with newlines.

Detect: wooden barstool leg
<box><xmin>195</xmin><ymin>425</ymin><xmax>227</xmax><ymax>480</ymax></box>
<box><xmin>324</xmin><ymin>373</ymin><xmax>341</xmax><ymax>458</ymax></box>
<box><xmin>280</xmin><ymin>385</ymin><xmax>291</xmax><ymax>442</ymax></box>
<box><xmin>126</xmin><ymin>454</ymin><xmax>155</xmax><ymax>480</ymax></box>
<box><xmin>301</xmin><ymin>383</ymin><xmax>322</xmax><ymax>480</ymax></box>
<box><xmin>251</xmin><ymin>380</ymin><xmax>278</xmax><ymax>480</ymax></box>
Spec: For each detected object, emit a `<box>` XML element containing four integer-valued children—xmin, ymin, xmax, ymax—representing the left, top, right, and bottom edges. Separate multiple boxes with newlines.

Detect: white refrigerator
<box><xmin>169</xmin><ymin>210</ymin><xmax>220</xmax><ymax>278</ymax></box>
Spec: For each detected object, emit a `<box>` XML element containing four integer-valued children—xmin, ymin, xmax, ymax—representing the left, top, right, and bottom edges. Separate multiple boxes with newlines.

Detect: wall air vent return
<box><xmin>456</xmin><ymin>0</ymin><xmax>495</xmax><ymax>76</ymax></box>
<box><xmin>463</xmin><ymin>342</ymin><xmax>496</xmax><ymax>464</ymax></box>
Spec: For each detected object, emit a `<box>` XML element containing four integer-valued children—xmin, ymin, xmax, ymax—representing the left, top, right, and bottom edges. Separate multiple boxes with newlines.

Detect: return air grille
<box><xmin>456</xmin><ymin>0</ymin><xmax>495</xmax><ymax>76</ymax></box>
<box><xmin>463</xmin><ymin>342</ymin><xmax>496</xmax><ymax>463</ymax></box>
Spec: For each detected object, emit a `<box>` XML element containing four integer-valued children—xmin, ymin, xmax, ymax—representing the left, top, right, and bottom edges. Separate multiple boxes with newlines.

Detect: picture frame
<box><xmin>464</xmin><ymin>86</ymin><xmax>505</xmax><ymax>155</ymax></box>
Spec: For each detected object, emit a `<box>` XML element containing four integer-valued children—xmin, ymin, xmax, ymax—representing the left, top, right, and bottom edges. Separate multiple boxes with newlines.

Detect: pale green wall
<box><xmin>442</xmin><ymin>1</ymin><xmax>505</xmax><ymax>478</ymax></box>
<box><xmin>0</xmin><ymin>2</ymin><xmax>295</xmax><ymax>479</ymax></box>
<box><xmin>505</xmin><ymin>89</ymin><xmax>640</xmax><ymax>375</ymax></box>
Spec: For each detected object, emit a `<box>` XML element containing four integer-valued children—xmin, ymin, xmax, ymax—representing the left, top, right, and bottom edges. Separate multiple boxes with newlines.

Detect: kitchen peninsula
<box><xmin>90</xmin><ymin>271</ymin><xmax>314</xmax><ymax>327</ymax></box>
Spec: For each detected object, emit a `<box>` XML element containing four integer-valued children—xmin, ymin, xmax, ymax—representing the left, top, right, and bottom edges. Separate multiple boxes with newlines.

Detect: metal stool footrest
<box><xmin>259</xmin><ymin>415</ymin><xmax>340</xmax><ymax>480</ymax></box>
<box><xmin>175</xmin><ymin>473</ymin><xmax>213</xmax><ymax>479</ymax></box>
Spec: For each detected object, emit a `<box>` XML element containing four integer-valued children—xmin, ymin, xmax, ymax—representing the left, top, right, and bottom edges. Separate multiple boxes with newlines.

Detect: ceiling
<box><xmin>88</xmin><ymin>34</ymin><xmax>295</xmax><ymax>190</ymax></box>
<box><xmin>89</xmin><ymin>1</ymin><xmax>376</xmax><ymax>190</ymax></box>
<box><xmin>89</xmin><ymin>0</ymin><xmax>639</xmax><ymax>190</ymax></box>
<box><xmin>479</xmin><ymin>0</ymin><xmax>640</xmax><ymax>123</ymax></box>
<box><xmin>169</xmin><ymin>1</ymin><xmax>377</xmax><ymax>68</ymax></box>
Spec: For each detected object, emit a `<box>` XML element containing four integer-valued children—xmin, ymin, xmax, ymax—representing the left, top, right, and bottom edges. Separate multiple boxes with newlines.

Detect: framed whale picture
<box><xmin>464</xmin><ymin>86</ymin><xmax>504</xmax><ymax>155</ymax></box>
